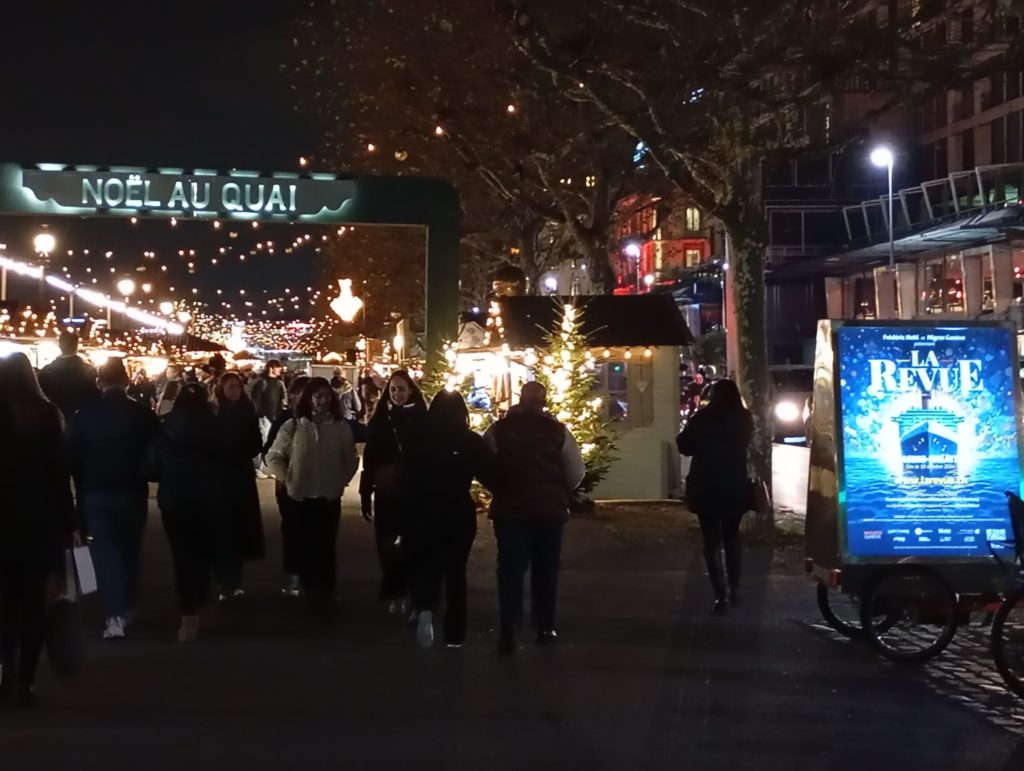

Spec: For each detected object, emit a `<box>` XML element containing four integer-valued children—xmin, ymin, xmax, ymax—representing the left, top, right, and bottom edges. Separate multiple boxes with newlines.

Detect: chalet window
<box><xmin>685</xmin><ymin>207</ymin><xmax>702</xmax><ymax>232</ymax></box>
<box><xmin>685</xmin><ymin>248</ymin><xmax>702</xmax><ymax>267</ymax></box>
<box><xmin>596</xmin><ymin>360</ymin><xmax>630</xmax><ymax>422</ymax></box>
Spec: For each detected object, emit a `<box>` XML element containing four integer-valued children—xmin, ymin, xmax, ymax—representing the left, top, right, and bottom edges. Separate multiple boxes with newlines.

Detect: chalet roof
<box><xmin>495</xmin><ymin>294</ymin><xmax>694</xmax><ymax>348</ymax></box>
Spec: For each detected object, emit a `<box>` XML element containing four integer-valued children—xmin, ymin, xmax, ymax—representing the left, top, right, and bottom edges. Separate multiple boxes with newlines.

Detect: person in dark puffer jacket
<box><xmin>67</xmin><ymin>357</ymin><xmax>158</xmax><ymax>640</ymax></box>
<box><xmin>484</xmin><ymin>381</ymin><xmax>585</xmax><ymax>655</ymax></box>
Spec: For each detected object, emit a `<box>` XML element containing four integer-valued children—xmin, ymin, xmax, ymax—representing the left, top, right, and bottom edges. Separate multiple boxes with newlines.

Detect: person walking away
<box><xmin>359</xmin><ymin>371</ymin><xmax>427</xmax><ymax>613</ymax></box>
<box><xmin>484</xmin><ymin>381</ymin><xmax>585</xmax><ymax>655</ymax></box>
<box><xmin>408</xmin><ymin>391</ymin><xmax>496</xmax><ymax>648</ymax></box>
<box><xmin>0</xmin><ymin>353</ymin><xmax>78</xmax><ymax>707</ymax></box>
<box><xmin>331</xmin><ymin>368</ymin><xmax>362</xmax><ymax>422</ymax></box>
<box><xmin>265</xmin><ymin>378</ymin><xmax>358</xmax><ymax>619</ymax></box>
<box><xmin>37</xmin><ymin>331</ymin><xmax>99</xmax><ymax>423</ymax></box>
<box><xmin>262</xmin><ymin>375</ymin><xmax>310</xmax><ymax>596</ymax></box>
<box><xmin>675</xmin><ymin>379</ymin><xmax>753</xmax><ymax>615</ymax></box>
<box><xmin>156</xmin><ymin>383</ymin><xmax>221</xmax><ymax>642</ymax></box>
<box><xmin>66</xmin><ymin>357</ymin><xmax>158</xmax><ymax>639</ymax></box>
<box><xmin>212</xmin><ymin>373</ymin><xmax>265</xmax><ymax>601</ymax></box>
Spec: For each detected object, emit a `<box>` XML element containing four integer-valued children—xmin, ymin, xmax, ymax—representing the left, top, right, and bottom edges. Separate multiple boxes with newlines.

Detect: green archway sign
<box><xmin>0</xmin><ymin>163</ymin><xmax>459</xmax><ymax>365</ymax></box>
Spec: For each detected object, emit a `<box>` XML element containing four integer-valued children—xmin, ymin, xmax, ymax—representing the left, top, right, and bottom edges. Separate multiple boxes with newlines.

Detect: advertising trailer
<box><xmin>805</xmin><ymin>320</ymin><xmax>1023</xmax><ymax>594</ymax></box>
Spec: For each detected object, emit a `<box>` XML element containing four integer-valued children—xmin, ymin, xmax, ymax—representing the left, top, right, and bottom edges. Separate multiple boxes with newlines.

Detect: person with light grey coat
<box><xmin>265</xmin><ymin>377</ymin><xmax>358</xmax><ymax>616</ymax></box>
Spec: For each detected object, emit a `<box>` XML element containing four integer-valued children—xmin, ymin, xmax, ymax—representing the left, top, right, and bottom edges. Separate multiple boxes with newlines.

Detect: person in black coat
<box><xmin>0</xmin><ymin>352</ymin><xmax>77</xmax><ymax>707</ymax></box>
<box><xmin>212</xmin><ymin>372</ymin><xmax>265</xmax><ymax>600</ymax></box>
<box><xmin>407</xmin><ymin>391</ymin><xmax>497</xmax><ymax>648</ymax></box>
<box><xmin>157</xmin><ymin>382</ymin><xmax>221</xmax><ymax>642</ymax></box>
<box><xmin>359</xmin><ymin>370</ymin><xmax>427</xmax><ymax>611</ymax></box>
<box><xmin>37</xmin><ymin>331</ymin><xmax>99</xmax><ymax>422</ymax></box>
<box><xmin>676</xmin><ymin>379</ymin><xmax>753</xmax><ymax>614</ymax></box>
<box><xmin>66</xmin><ymin>357</ymin><xmax>159</xmax><ymax>639</ymax></box>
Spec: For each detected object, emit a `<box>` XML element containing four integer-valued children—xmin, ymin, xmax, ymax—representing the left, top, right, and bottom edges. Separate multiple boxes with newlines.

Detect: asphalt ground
<box><xmin>1</xmin><ymin>484</ymin><xmax>1022</xmax><ymax>770</ymax></box>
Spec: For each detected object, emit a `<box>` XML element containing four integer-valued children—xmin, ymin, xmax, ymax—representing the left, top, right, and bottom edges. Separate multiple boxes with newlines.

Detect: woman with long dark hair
<box><xmin>408</xmin><ymin>390</ymin><xmax>496</xmax><ymax>648</ymax></box>
<box><xmin>359</xmin><ymin>370</ymin><xmax>427</xmax><ymax>613</ymax></box>
<box><xmin>211</xmin><ymin>372</ymin><xmax>265</xmax><ymax>600</ymax></box>
<box><xmin>676</xmin><ymin>379</ymin><xmax>753</xmax><ymax>614</ymax></box>
<box><xmin>157</xmin><ymin>382</ymin><xmax>221</xmax><ymax>641</ymax></box>
<box><xmin>0</xmin><ymin>353</ymin><xmax>77</xmax><ymax>706</ymax></box>
<box><xmin>265</xmin><ymin>377</ymin><xmax>358</xmax><ymax>618</ymax></box>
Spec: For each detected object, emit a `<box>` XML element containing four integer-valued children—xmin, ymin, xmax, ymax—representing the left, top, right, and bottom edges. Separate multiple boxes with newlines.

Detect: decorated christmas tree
<box><xmin>534</xmin><ymin>303</ymin><xmax>617</xmax><ymax>498</ymax></box>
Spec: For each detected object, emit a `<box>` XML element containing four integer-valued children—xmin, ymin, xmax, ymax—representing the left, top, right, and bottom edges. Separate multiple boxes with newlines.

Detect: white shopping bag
<box><xmin>74</xmin><ymin>546</ymin><xmax>98</xmax><ymax>595</ymax></box>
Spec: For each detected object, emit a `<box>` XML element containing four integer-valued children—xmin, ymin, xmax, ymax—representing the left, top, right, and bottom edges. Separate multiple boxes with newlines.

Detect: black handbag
<box><xmin>748</xmin><ymin>477</ymin><xmax>771</xmax><ymax>516</ymax></box>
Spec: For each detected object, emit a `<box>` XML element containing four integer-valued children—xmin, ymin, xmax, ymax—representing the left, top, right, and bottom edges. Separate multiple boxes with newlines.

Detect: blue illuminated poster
<box><xmin>837</xmin><ymin>324</ymin><xmax>1021</xmax><ymax>558</ymax></box>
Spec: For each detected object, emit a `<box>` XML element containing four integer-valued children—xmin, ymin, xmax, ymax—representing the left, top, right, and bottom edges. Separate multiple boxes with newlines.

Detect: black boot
<box><xmin>703</xmin><ymin>547</ymin><xmax>728</xmax><ymax>613</ymax></box>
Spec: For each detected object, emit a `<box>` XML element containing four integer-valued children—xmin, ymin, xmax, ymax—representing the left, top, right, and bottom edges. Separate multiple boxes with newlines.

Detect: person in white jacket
<box><xmin>265</xmin><ymin>377</ymin><xmax>358</xmax><ymax>618</ymax></box>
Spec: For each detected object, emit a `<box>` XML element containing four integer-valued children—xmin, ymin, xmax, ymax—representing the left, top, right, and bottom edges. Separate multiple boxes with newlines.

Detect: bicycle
<box><xmin>990</xmin><ymin>491</ymin><xmax>1024</xmax><ymax>698</ymax></box>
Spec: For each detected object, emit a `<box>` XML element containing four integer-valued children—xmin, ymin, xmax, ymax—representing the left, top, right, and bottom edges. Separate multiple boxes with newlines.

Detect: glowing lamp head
<box><xmin>870</xmin><ymin>146</ymin><xmax>894</xmax><ymax>169</ymax></box>
<box><xmin>624</xmin><ymin>243</ymin><xmax>641</xmax><ymax>259</ymax></box>
<box><xmin>643</xmin><ymin>274</ymin><xmax>655</xmax><ymax>287</ymax></box>
<box><xmin>159</xmin><ymin>301</ymin><xmax>174</xmax><ymax>315</ymax></box>
<box><xmin>116</xmin><ymin>278</ymin><xmax>136</xmax><ymax>296</ymax></box>
<box><xmin>543</xmin><ymin>276</ymin><xmax>558</xmax><ymax>293</ymax></box>
<box><xmin>33</xmin><ymin>232</ymin><xmax>56</xmax><ymax>255</ymax></box>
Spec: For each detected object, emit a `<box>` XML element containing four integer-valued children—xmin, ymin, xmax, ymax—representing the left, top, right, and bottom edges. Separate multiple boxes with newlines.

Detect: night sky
<box><xmin>0</xmin><ymin>1</ymin><xmax>327</xmax><ymax>316</ymax></box>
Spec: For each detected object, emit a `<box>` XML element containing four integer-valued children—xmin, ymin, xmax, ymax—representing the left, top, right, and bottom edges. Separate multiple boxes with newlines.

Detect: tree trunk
<box><xmin>719</xmin><ymin>166</ymin><xmax>774</xmax><ymax>533</ymax></box>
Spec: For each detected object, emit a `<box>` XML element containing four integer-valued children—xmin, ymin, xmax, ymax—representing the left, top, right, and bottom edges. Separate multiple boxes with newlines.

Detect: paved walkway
<box><xmin>1</xmin><ymin>483</ymin><xmax>1021</xmax><ymax>770</ymax></box>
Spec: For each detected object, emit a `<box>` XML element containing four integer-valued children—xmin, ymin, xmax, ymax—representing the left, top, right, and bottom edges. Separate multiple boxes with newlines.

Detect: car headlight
<box><xmin>774</xmin><ymin>400</ymin><xmax>801</xmax><ymax>423</ymax></box>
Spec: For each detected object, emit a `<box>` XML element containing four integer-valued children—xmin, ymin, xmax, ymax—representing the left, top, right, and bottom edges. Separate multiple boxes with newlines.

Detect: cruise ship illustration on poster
<box><xmin>893</xmin><ymin>392</ymin><xmax>963</xmax><ymax>479</ymax></box>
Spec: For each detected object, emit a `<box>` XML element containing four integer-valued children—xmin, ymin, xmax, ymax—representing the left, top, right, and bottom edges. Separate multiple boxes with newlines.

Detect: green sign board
<box><xmin>0</xmin><ymin>163</ymin><xmax>459</xmax><ymax>363</ymax></box>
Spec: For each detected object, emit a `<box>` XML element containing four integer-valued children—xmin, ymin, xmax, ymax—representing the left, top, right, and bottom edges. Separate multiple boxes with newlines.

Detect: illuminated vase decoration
<box><xmin>330</xmin><ymin>279</ymin><xmax>363</xmax><ymax>323</ymax></box>
<box><xmin>893</xmin><ymin>392</ymin><xmax>963</xmax><ymax>479</ymax></box>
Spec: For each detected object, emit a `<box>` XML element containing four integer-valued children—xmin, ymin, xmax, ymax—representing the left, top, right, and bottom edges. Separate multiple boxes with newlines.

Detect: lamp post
<box><xmin>870</xmin><ymin>146</ymin><xmax>895</xmax><ymax>269</ymax></box>
<box><xmin>33</xmin><ymin>232</ymin><xmax>56</xmax><ymax>307</ymax></box>
<box><xmin>116</xmin><ymin>278</ymin><xmax>136</xmax><ymax>329</ymax></box>
<box><xmin>624</xmin><ymin>242</ymin><xmax>642</xmax><ymax>293</ymax></box>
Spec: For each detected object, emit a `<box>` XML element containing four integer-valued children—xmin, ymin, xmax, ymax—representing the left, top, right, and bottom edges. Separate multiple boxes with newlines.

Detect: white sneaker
<box><xmin>103</xmin><ymin>616</ymin><xmax>126</xmax><ymax>640</ymax></box>
<box><xmin>416</xmin><ymin>610</ymin><xmax>434</xmax><ymax>648</ymax></box>
<box><xmin>282</xmin><ymin>575</ymin><xmax>300</xmax><ymax>597</ymax></box>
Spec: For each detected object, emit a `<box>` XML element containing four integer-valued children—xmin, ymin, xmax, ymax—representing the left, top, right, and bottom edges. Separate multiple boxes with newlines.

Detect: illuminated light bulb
<box><xmin>506</xmin><ymin>104</ymin><xmax>516</xmax><ymax>113</ymax></box>
<box><xmin>434</xmin><ymin>126</ymin><xmax>445</xmax><ymax>136</ymax></box>
<box><xmin>644</xmin><ymin>348</ymin><xmax>652</xmax><ymax>358</ymax></box>
<box><xmin>367</xmin><ymin>143</ymin><xmax>376</xmax><ymax>153</ymax></box>
<box><xmin>624</xmin><ymin>350</ymin><xmax>633</xmax><ymax>359</ymax></box>
<box><xmin>213</xmin><ymin>220</ymin><xmax>221</xmax><ymax>229</ymax></box>
<box><xmin>299</xmin><ymin>156</ymin><xmax>308</xmax><ymax>167</ymax></box>
<box><xmin>170</xmin><ymin>218</ymin><xmax>177</xmax><ymax>226</ymax></box>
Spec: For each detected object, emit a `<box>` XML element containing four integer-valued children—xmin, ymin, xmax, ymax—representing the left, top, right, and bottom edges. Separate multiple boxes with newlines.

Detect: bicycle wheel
<box><xmin>992</xmin><ymin>585</ymin><xmax>1024</xmax><ymax>698</ymax></box>
<box><xmin>860</xmin><ymin>566</ymin><xmax>958</xmax><ymax>663</ymax></box>
<box><xmin>817</xmin><ymin>583</ymin><xmax>862</xmax><ymax>637</ymax></box>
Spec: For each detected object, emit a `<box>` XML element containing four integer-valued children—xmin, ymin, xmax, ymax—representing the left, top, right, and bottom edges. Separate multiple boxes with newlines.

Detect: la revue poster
<box><xmin>837</xmin><ymin>324</ymin><xmax>1020</xmax><ymax>558</ymax></box>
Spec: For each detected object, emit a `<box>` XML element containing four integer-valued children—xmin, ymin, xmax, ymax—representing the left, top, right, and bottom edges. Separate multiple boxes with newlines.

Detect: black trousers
<box><xmin>696</xmin><ymin>510</ymin><xmax>744</xmax><ymax>600</ymax></box>
<box><xmin>0</xmin><ymin>565</ymin><xmax>49</xmax><ymax>689</ymax></box>
<box><xmin>292</xmin><ymin>498</ymin><xmax>341</xmax><ymax>605</ymax></box>
<box><xmin>162</xmin><ymin>510</ymin><xmax>213</xmax><ymax>616</ymax></box>
<box><xmin>276</xmin><ymin>484</ymin><xmax>301</xmax><ymax>576</ymax></box>
<box><xmin>410</xmin><ymin>512</ymin><xmax>476</xmax><ymax>645</ymax></box>
<box><xmin>373</xmin><ymin>490</ymin><xmax>408</xmax><ymax>601</ymax></box>
<box><xmin>494</xmin><ymin>521</ymin><xmax>563</xmax><ymax>635</ymax></box>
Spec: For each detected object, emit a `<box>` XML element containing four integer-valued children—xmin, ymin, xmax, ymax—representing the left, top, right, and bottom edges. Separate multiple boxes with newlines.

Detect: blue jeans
<box><xmin>83</xmin><ymin>492</ymin><xmax>148</xmax><ymax>618</ymax></box>
<box><xmin>494</xmin><ymin>521</ymin><xmax>563</xmax><ymax>634</ymax></box>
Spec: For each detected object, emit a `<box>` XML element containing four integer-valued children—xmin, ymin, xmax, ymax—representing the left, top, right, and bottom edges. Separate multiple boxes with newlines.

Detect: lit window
<box><xmin>685</xmin><ymin>207</ymin><xmax>702</xmax><ymax>231</ymax></box>
<box><xmin>596</xmin><ymin>360</ymin><xmax>629</xmax><ymax>421</ymax></box>
<box><xmin>685</xmin><ymin>249</ymin><xmax>702</xmax><ymax>267</ymax></box>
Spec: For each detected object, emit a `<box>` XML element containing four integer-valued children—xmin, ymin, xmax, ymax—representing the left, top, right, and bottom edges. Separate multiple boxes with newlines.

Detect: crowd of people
<box><xmin>0</xmin><ymin>331</ymin><xmax>595</xmax><ymax>709</ymax></box>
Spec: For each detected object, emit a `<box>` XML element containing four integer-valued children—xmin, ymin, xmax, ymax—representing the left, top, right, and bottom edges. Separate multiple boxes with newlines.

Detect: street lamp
<box><xmin>624</xmin><ymin>242</ymin><xmax>642</xmax><ymax>293</ymax></box>
<box><xmin>643</xmin><ymin>274</ymin><xmax>656</xmax><ymax>291</ymax></box>
<box><xmin>159</xmin><ymin>301</ymin><xmax>175</xmax><ymax>316</ymax></box>
<box><xmin>115</xmin><ymin>278</ymin><xmax>136</xmax><ymax>329</ymax></box>
<box><xmin>543</xmin><ymin>275</ymin><xmax>559</xmax><ymax>294</ymax></box>
<box><xmin>870</xmin><ymin>146</ymin><xmax>895</xmax><ymax>269</ymax></box>
<box><xmin>32</xmin><ymin>232</ymin><xmax>56</xmax><ymax>306</ymax></box>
